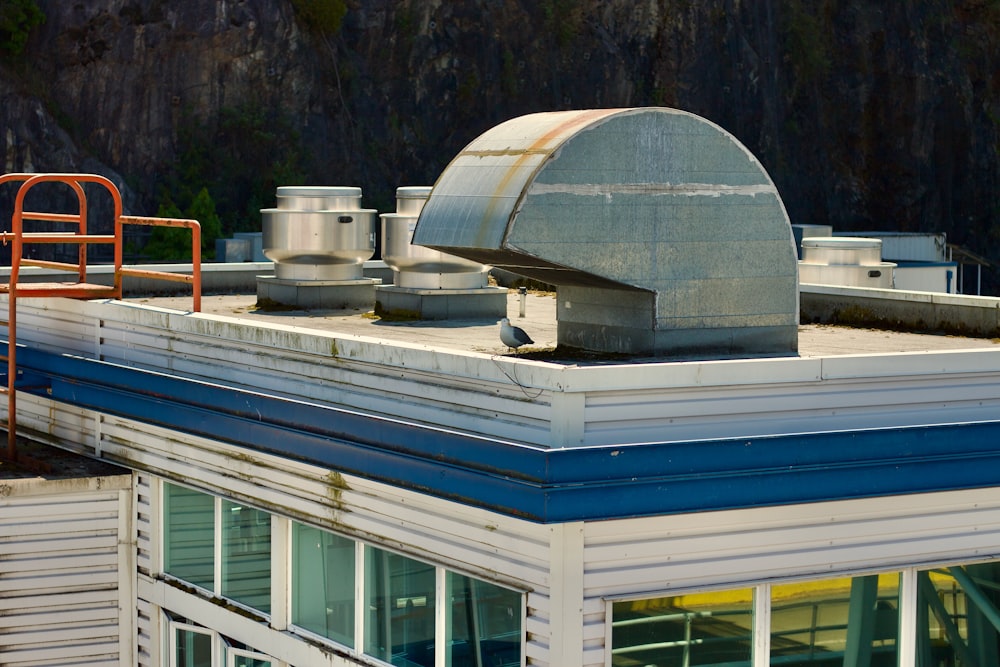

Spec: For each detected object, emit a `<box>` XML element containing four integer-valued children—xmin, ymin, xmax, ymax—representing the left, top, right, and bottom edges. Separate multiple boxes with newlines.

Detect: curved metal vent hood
<box><xmin>413</xmin><ymin>107</ymin><xmax>799</xmax><ymax>356</ymax></box>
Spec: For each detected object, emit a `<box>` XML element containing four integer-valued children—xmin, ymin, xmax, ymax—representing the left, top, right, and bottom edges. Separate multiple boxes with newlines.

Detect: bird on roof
<box><xmin>499</xmin><ymin>317</ymin><xmax>534</xmax><ymax>355</ymax></box>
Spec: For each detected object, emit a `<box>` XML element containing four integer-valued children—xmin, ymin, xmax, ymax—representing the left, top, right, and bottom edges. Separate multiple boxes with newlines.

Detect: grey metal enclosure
<box><xmin>414</xmin><ymin>107</ymin><xmax>799</xmax><ymax>356</ymax></box>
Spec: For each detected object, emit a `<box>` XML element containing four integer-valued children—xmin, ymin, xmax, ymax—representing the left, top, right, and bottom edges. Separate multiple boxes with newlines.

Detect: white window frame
<box><xmin>603</xmin><ymin>562</ymin><xmax>994</xmax><ymax>667</ymax></box>
<box><xmin>157</xmin><ymin>486</ymin><xmax>527</xmax><ymax>667</ymax></box>
<box><xmin>225</xmin><ymin>645</ymin><xmax>276</xmax><ymax>667</ymax></box>
<box><xmin>169</xmin><ymin>619</ymin><xmax>219</xmax><ymax>667</ymax></box>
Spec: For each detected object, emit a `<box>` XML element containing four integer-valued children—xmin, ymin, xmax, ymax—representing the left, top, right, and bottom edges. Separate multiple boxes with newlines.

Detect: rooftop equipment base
<box><xmin>256</xmin><ymin>275</ymin><xmax>380</xmax><ymax>310</ymax></box>
<box><xmin>374</xmin><ymin>285</ymin><xmax>507</xmax><ymax>320</ymax></box>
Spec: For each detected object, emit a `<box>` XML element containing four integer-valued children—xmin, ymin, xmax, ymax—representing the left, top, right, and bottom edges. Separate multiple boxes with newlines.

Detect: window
<box><xmin>222</xmin><ymin>500</ymin><xmax>272</xmax><ymax>613</ymax></box>
<box><xmin>771</xmin><ymin>574</ymin><xmax>899</xmax><ymax>666</ymax></box>
<box><xmin>172</xmin><ymin>621</ymin><xmax>215</xmax><ymax>667</ymax></box>
<box><xmin>610</xmin><ymin>588</ymin><xmax>755</xmax><ymax>666</ymax></box>
<box><xmin>162</xmin><ymin>483</ymin><xmax>272</xmax><ymax>613</ymax></box>
<box><xmin>161</xmin><ymin>486</ymin><xmax>525</xmax><ymax>667</ymax></box>
<box><xmin>291</xmin><ymin>522</ymin><xmax>355</xmax><ymax>646</ymax></box>
<box><xmin>917</xmin><ymin>564</ymin><xmax>1000</xmax><ymax>666</ymax></box>
<box><xmin>365</xmin><ymin>545</ymin><xmax>437</xmax><ymax>666</ymax></box>
<box><xmin>447</xmin><ymin>572</ymin><xmax>523</xmax><ymax>667</ymax></box>
<box><xmin>168</xmin><ymin>614</ymin><xmax>277</xmax><ymax>667</ymax></box>
<box><xmin>164</xmin><ymin>483</ymin><xmax>215</xmax><ymax>589</ymax></box>
<box><xmin>610</xmin><ymin>572</ymin><xmax>904</xmax><ymax>667</ymax></box>
<box><xmin>225</xmin><ymin>645</ymin><xmax>273</xmax><ymax>667</ymax></box>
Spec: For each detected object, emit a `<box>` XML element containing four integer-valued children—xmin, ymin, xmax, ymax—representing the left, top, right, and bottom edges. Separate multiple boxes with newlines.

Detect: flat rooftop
<box><xmin>130</xmin><ymin>289</ymin><xmax>999</xmax><ymax>361</ymax></box>
<box><xmin>0</xmin><ymin>440</ymin><xmax>128</xmax><ymax>481</ymax></box>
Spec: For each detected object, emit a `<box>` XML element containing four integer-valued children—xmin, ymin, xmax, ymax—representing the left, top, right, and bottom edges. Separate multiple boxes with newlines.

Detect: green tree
<box><xmin>155</xmin><ymin>104</ymin><xmax>309</xmax><ymax>247</ymax></box>
<box><xmin>144</xmin><ymin>188</ymin><xmax>221</xmax><ymax>261</ymax></box>
<box><xmin>290</xmin><ymin>0</ymin><xmax>347</xmax><ymax>35</ymax></box>
<box><xmin>0</xmin><ymin>0</ymin><xmax>45</xmax><ymax>57</ymax></box>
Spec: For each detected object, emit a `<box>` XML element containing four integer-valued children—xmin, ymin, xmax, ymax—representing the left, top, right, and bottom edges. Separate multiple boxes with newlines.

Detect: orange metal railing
<box><xmin>0</xmin><ymin>172</ymin><xmax>202</xmax><ymax>461</ymax></box>
<box><xmin>119</xmin><ymin>215</ymin><xmax>202</xmax><ymax>313</ymax></box>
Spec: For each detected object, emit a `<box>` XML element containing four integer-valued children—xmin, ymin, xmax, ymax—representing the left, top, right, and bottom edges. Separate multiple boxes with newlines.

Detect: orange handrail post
<box><xmin>0</xmin><ymin>173</ymin><xmax>123</xmax><ymax>461</ymax></box>
<box><xmin>119</xmin><ymin>215</ymin><xmax>202</xmax><ymax>313</ymax></box>
<box><xmin>0</xmin><ymin>173</ymin><xmax>203</xmax><ymax>462</ymax></box>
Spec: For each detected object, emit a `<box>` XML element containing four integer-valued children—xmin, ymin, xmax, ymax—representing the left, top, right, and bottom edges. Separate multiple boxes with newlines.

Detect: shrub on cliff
<box><xmin>0</xmin><ymin>0</ymin><xmax>44</xmax><ymax>57</ymax></box>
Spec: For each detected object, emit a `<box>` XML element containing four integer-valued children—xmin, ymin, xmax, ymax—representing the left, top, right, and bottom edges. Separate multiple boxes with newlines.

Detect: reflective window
<box><xmin>771</xmin><ymin>574</ymin><xmax>899</xmax><ymax>666</ymax></box>
<box><xmin>446</xmin><ymin>572</ymin><xmax>522</xmax><ymax>667</ymax></box>
<box><xmin>169</xmin><ymin>615</ymin><xmax>277</xmax><ymax>667</ymax></box>
<box><xmin>162</xmin><ymin>486</ymin><xmax>525</xmax><ymax>666</ymax></box>
<box><xmin>222</xmin><ymin>500</ymin><xmax>271</xmax><ymax>613</ymax></box>
<box><xmin>226</xmin><ymin>646</ymin><xmax>272</xmax><ymax>667</ymax></box>
<box><xmin>917</xmin><ymin>564</ymin><xmax>1000</xmax><ymax>666</ymax></box>
<box><xmin>291</xmin><ymin>522</ymin><xmax>355</xmax><ymax>647</ymax></box>
<box><xmin>610</xmin><ymin>589</ymin><xmax>754</xmax><ymax>666</ymax></box>
<box><xmin>164</xmin><ymin>483</ymin><xmax>215</xmax><ymax>589</ymax></box>
<box><xmin>172</xmin><ymin>621</ymin><xmax>214</xmax><ymax>667</ymax></box>
<box><xmin>365</xmin><ymin>545</ymin><xmax>437</xmax><ymax>667</ymax></box>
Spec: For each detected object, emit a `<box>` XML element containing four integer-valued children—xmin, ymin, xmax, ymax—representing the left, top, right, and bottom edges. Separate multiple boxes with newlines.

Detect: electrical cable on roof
<box><xmin>491</xmin><ymin>355</ymin><xmax>544</xmax><ymax>399</ymax></box>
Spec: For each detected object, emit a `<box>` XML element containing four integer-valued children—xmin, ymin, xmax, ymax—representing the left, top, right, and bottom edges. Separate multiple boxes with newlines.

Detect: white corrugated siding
<box><xmin>6</xmin><ymin>297</ymin><xmax>1000</xmax><ymax>666</ymax></box>
<box><xmin>7</xmin><ymin>298</ymin><xmax>1000</xmax><ymax>453</ymax></box>
<box><xmin>135</xmin><ymin>474</ymin><xmax>156</xmax><ymax>667</ymax></box>
<box><xmin>585</xmin><ymin>489</ymin><xmax>1000</xmax><ymax>597</ymax></box>
<box><xmin>116</xmin><ymin>413</ymin><xmax>553</xmax><ymax>665</ymax></box>
<box><xmin>0</xmin><ymin>477</ymin><xmax>132</xmax><ymax>666</ymax></box>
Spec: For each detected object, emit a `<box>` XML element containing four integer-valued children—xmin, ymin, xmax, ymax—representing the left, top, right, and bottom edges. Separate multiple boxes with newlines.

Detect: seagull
<box><xmin>499</xmin><ymin>317</ymin><xmax>533</xmax><ymax>355</ymax></box>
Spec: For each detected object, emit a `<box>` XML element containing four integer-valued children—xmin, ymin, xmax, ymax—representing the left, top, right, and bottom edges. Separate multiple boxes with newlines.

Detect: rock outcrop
<box><xmin>2</xmin><ymin>1</ymin><xmax>998</xmax><ymax>286</ymax></box>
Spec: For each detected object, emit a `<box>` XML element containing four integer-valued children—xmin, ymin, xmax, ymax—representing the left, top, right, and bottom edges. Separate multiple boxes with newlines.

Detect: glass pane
<box><xmin>224</xmin><ymin>638</ymin><xmax>273</xmax><ymax>667</ymax></box>
<box><xmin>771</xmin><ymin>574</ymin><xmax>899</xmax><ymax>666</ymax></box>
<box><xmin>163</xmin><ymin>483</ymin><xmax>215</xmax><ymax>588</ymax></box>
<box><xmin>365</xmin><ymin>545</ymin><xmax>436</xmax><ymax>667</ymax></box>
<box><xmin>446</xmin><ymin>572</ymin><xmax>521</xmax><ymax>667</ymax></box>
<box><xmin>917</xmin><ymin>564</ymin><xmax>1000</xmax><ymax>667</ymax></box>
<box><xmin>221</xmin><ymin>500</ymin><xmax>271</xmax><ymax>613</ymax></box>
<box><xmin>291</xmin><ymin>522</ymin><xmax>355</xmax><ymax>647</ymax></box>
<box><xmin>231</xmin><ymin>659</ymin><xmax>269</xmax><ymax>667</ymax></box>
<box><xmin>227</xmin><ymin>649</ymin><xmax>272</xmax><ymax>667</ymax></box>
<box><xmin>175</xmin><ymin>626</ymin><xmax>213</xmax><ymax>667</ymax></box>
<box><xmin>611</xmin><ymin>589</ymin><xmax>754</xmax><ymax>666</ymax></box>
<box><xmin>232</xmin><ymin>655</ymin><xmax>271</xmax><ymax>667</ymax></box>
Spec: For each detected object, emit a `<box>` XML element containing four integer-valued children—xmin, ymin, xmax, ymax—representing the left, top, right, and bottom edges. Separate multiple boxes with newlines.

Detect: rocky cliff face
<box><xmin>2</xmin><ymin>0</ymin><xmax>999</xmax><ymax>286</ymax></box>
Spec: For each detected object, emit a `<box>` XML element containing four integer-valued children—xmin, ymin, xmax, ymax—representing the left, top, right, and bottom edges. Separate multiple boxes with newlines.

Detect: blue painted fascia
<box><xmin>16</xmin><ymin>346</ymin><xmax>1000</xmax><ymax>523</ymax></box>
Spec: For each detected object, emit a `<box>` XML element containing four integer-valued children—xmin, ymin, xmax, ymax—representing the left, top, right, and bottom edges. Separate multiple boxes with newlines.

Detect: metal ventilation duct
<box><xmin>799</xmin><ymin>237</ymin><xmax>896</xmax><ymax>289</ymax></box>
<box><xmin>413</xmin><ymin>108</ymin><xmax>799</xmax><ymax>356</ymax></box>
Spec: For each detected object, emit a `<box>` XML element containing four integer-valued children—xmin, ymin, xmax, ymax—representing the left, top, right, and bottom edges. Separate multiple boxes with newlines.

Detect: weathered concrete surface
<box><xmin>801</xmin><ymin>283</ymin><xmax>1000</xmax><ymax>337</ymax></box>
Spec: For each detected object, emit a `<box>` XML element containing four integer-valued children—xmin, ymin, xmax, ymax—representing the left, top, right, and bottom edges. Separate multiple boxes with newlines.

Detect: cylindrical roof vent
<box><xmin>381</xmin><ymin>186</ymin><xmax>489</xmax><ymax>289</ymax></box>
<box><xmin>262</xmin><ymin>186</ymin><xmax>377</xmax><ymax>281</ymax></box>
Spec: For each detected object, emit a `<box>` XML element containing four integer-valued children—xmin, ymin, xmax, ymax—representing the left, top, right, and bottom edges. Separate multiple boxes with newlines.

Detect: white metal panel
<box><xmin>577</xmin><ymin>489</ymin><xmax>1000</xmax><ymax>667</ymax></box>
<box><xmin>27</xmin><ymin>401</ymin><xmax>555</xmax><ymax>665</ymax></box>
<box><xmin>92</xmin><ymin>414</ymin><xmax>552</xmax><ymax>587</ymax></box>
<box><xmin>137</xmin><ymin>595</ymin><xmax>156</xmax><ymax>667</ymax></box>
<box><xmin>8</xmin><ymin>297</ymin><xmax>1000</xmax><ymax>456</ymax></box>
<box><xmin>583</xmin><ymin>487</ymin><xmax>1000</xmax><ymax>598</ymax></box>
<box><xmin>0</xmin><ymin>482</ymin><xmax>130</xmax><ymax>667</ymax></box>
<box><xmin>12</xmin><ymin>297</ymin><xmax>1000</xmax><ymax>453</ymax></box>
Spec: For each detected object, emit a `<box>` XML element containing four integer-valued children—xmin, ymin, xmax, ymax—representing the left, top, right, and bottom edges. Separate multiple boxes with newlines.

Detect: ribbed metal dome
<box><xmin>414</xmin><ymin>107</ymin><xmax>799</xmax><ymax>356</ymax></box>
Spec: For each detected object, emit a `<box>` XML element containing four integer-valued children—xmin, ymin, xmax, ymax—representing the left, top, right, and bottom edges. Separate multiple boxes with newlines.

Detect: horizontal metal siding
<box><xmin>136</xmin><ymin>474</ymin><xmax>156</xmax><ymax>667</ymax></box>
<box><xmin>575</xmin><ymin>488</ymin><xmax>1000</xmax><ymax>667</ymax></box>
<box><xmin>136</xmin><ymin>598</ymin><xmax>156</xmax><ymax>667</ymax></box>
<box><xmin>583</xmin><ymin>370</ymin><xmax>1000</xmax><ymax>445</ymax></box>
<box><xmin>94</xmin><ymin>305</ymin><xmax>556</xmax><ymax>446</ymax></box>
<box><xmin>15</xmin><ymin>298</ymin><xmax>1000</xmax><ymax>455</ymax></box>
<box><xmin>43</xmin><ymin>408</ymin><xmax>557</xmax><ymax>665</ymax></box>
<box><xmin>0</xmin><ymin>491</ymin><xmax>124</xmax><ymax>666</ymax></box>
<box><xmin>583</xmin><ymin>487</ymin><xmax>1000</xmax><ymax>599</ymax></box>
<box><xmin>136</xmin><ymin>474</ymin><xmax>153</xmax><ymax>576</ymax></box>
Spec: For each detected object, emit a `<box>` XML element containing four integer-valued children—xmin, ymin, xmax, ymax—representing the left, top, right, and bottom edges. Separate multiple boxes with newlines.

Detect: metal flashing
<box><xmin>16</xmin><ymin>346</ymin><xmax>1000</xmax><ymax>523</ymax></box>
